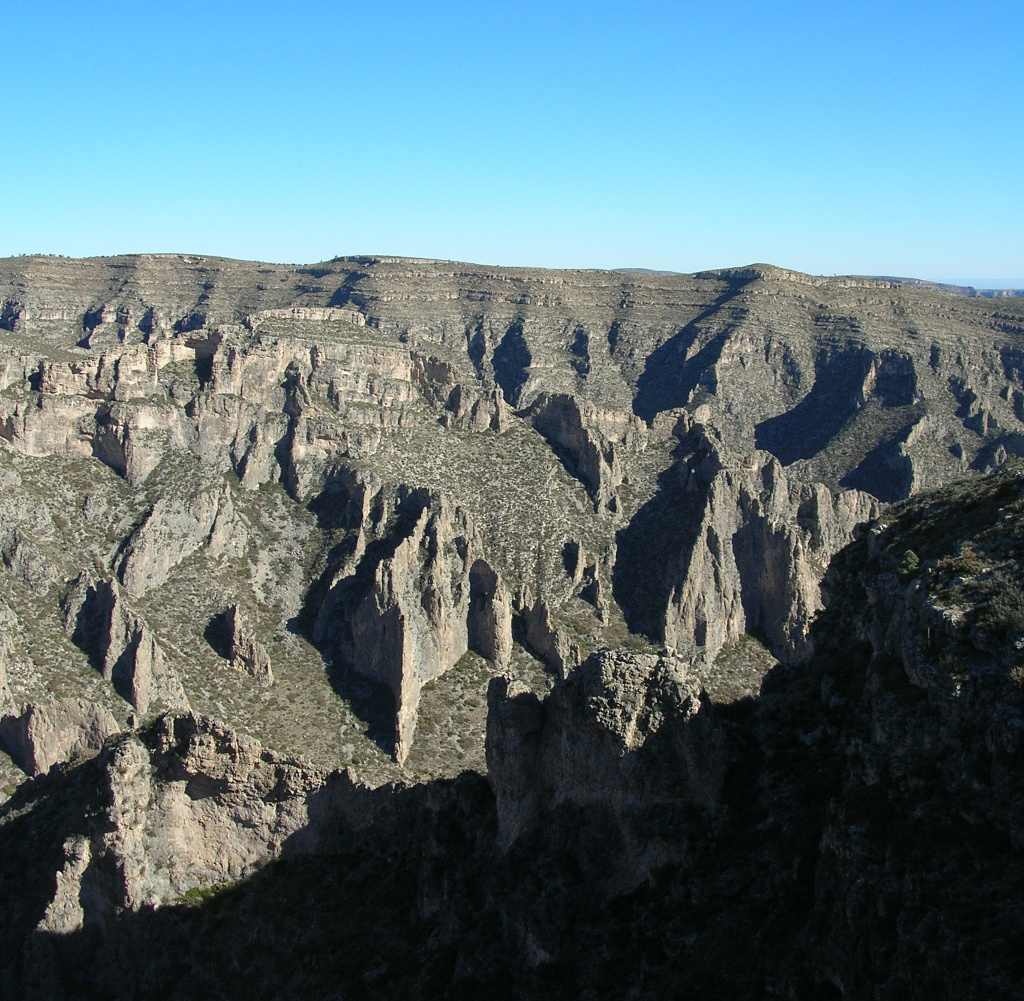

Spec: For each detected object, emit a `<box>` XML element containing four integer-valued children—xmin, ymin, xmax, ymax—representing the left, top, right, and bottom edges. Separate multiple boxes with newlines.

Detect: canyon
<box><xmin>1</xmin><ymin>254</ymin><xmax>1024</xmax><ymax>998</ymax></box>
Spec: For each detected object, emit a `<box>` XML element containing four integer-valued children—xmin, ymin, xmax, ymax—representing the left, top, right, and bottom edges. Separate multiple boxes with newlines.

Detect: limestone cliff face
<box><xmin>71</xmin><ymin>579</ymin><xmax>189</xmax><ymax>715</ymax></box>
<box><xmin>0</xmin><ymin>698</ymin><xmax>121</xmax><ymax>776</ymax></box>
<box><xmin>6</xmin><ymin>475</ymin><xmax>1024</xmax><ymax>998</ymax></box>
<box><xmin>314</xmin><ymin>487</ymin><xmax>512</xmax><ymax>762</ymax></box>
<box><xmin>525</xmin><ymin>392</ymin><xmax>646</xmax><ymax>513</ymax></box>
<box><xmin>0</xmin><ymin>387</ymin><xmax>190</xmax><ymax>487</ymax></box>
<box><xmin>22</xmin><ymin>711</ymin><xmax>330</xmax><ymax>955</ymax></box>
<box><xmin>2</xmin><ymin>256</ymin><xmax>1023</xmax><ymax>504</ymax></box>
<box><xmin>108</xmin><ymin>715</ymin><xmax>326</xmax><ymax>906</ymax></box>
<box><xmin>660</xmin><ymin>424</ymin><xmax>881</xmax><ymax>666</ymax></box>
<box><xmin>0</xmin><ymin>252</ymin><xmax>1022</xmax><ymax>779</ymax></box>
<box><xmin>0</xmin><ymin>610</ymin><xmax>15</xmax><ymax>715</ymax></box>
<box><xmin>118</xmin><ymin>484</ymin><xmax>245</xmax><ymax>597</ymax></box>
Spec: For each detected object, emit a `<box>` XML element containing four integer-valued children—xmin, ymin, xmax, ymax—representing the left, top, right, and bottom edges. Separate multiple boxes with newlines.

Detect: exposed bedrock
<box><xmin>3</xmin><ymin>258</ymin><xmax>1024</xmax><ymax>996</ymax></box>
<box><xmin>624</xmin><ymin>284</ymin><xmax>1023</xmax><ymax>500</ymax></box>
<box><xmin>0</xmin><ymin>698</ymin><xmax>121</xmax><ymax>776</ymax></box>
<box><xmin>118</xmin><ymin>483</ymin><xmax>246</xmax><ymax>598</ymax></box>
<box><xmin>106</xmin><ymin>714</ymin><xmax>328</xmax><ymax>907</ymax></box>
<box><xmin>1</xmin><ymin>606</ymin><xmax>122</xmax><ymax>782</ymax></box>
<box><xmin>467</xmin><ymin>559</ymin><xmax>514</xmax><ymax>665</ymax></box>
<box><xmin>631</xmin><ymin>273</ymin><xmax>756</xmax><ymax>424</ymax></box>
<box><xmin>21</xmin><ymin>711</ymin><xmax>332</xmax><ymax>978</ymax></box>
<box><xmin>0</xmin><ymin>320</ymin><xmax>512</xmax><ymax>509</ymax></box>
<box><xmin>0</xmin><ymin>633</ymin><xmax>12</xmax><ymax>715</ymax></box>
<box><xmin>525</xmin><ymin>392</ymin><xmax>647</xmax><ymax>513</ymax></box>
<box><xmin>13</xmin><ymin>709</ymin><xmax>498</xmax><ymax>997</ymax></box>
<box><xmin>513</xmin><ymin>592</ymin><xmax>582</xmax><ymax>679</ymax></box>
<box><xmin>311</xmin><ymin>483</ymin><xmax>512</xmax><ymax>762</ymax></box>
<box><xmin>69</xmin><ymin>578</ymin><xmax>189</xmax><ymax>715</ymax></box>
<box><xmin>665</xmin><ymin>429</ymin><xmax>880</xmax><ymax>664</ymax></box>
<box><xmin>615</xmin><ymin>421</ymin><xmax>880</xmax><ymax>665</ymax></box>
<box><xmin>486</xmin><ymin>649</ymin><xmax>724</xmax><ymax>859</ymax></box>
<box><xmin>0</xmin><ymin>394</ymin><xmax>187</xmax><ymax>486</ymax></box>
<box><xmin>1</xmin><ymin>257</ymin><xmax>1024</xmax><ymax>786</ymax></box>
<box><xmin>438</xmin><ymin>382</ymin><xmax>509</xmax><ymax>432</ymax></box>
<box><xmin>492</xmin><ymin>319</ymin><xmax>532</xmax><ymax>406</ymax></box>
<box><xmin>208</xmin><ymin>605</ymin><xmax>274</xmax><ymax>686</ymax></box>
<box><xmin>1</xmin><ymin>525</ymin><xmax>61</xmax><ymax>596</ymax></box>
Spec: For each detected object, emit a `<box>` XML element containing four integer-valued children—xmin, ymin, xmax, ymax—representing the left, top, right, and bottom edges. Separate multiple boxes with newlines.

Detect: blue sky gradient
<box><xmin>1</xmin><ymin>1</ymin><xmax>1021</xmax><ymax>279</ymax></box>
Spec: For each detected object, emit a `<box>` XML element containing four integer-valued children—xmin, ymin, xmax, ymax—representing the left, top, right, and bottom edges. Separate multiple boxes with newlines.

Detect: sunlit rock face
<box><xmin>0</xmin><ymin>254</ymin><xmax>1021</xmax><ymax>768</ymax></box>
<box><xmin>2</xmin><ymin>255</ymin><xmax>1024</xmax><ymax>998</ymax></box>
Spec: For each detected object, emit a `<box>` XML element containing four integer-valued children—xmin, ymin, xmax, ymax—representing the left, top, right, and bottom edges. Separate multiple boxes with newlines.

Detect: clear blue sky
<box><xmin>2</xmin><ymin>1</ymin><xmax>1021</xmax><ymax>279</ymax></box>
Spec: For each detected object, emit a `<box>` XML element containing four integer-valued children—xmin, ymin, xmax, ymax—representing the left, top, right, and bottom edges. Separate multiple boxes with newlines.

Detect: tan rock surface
<box><xmin>0</xmin><ymin>253</ymin><xmax>1021</xmax><ymax>782</ymax></box>
<box><xmin>0</xmin><ymin>697</ymin><xmax>120</xmax><ymax>776</ymax></box>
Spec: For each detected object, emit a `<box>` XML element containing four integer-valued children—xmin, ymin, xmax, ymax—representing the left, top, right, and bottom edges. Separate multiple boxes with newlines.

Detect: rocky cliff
<box><xmin>2</xmin><ymin>255</ymin><xmax>1024</xmax><ymax>997</ymax></box>
<box><xmin>4</xmin><ymin>470</ymin><xmax>1024</xmax><ymax>998</ymax></box>
<box><xmin>2</xmin><ymin>254</ymin><xmax>1022</xmax><ymax>776</ymax></box>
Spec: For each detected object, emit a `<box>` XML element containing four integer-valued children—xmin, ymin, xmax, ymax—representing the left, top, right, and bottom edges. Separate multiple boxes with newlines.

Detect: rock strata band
<box><xmin>1</xmin><ymin>255</ymin><xmax>1023</xmax><ymax>998</ymax></box>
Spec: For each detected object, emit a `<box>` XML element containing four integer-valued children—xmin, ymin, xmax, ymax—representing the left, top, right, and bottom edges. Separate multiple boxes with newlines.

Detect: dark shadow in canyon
<box><xmin>632</xmin><ymin>276</ymin><xmax>755</xmax><ymax>424</ymax></box>
<box><xmin>612</xmin><ymin>444</ymin><xmax>701</xmax><ymax>640</ymax></box>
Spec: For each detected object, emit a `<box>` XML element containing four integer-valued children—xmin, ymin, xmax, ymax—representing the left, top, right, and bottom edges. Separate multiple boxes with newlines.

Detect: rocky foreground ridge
<box><xmin>1</xmin><ymin>255</ymin><xmax>1024</xmax><ymax>996</ymax></box>
<box><xmin>2</xmin><ymin>469</ymin><xmax>1024</xmax><ymax>998</ymax></box>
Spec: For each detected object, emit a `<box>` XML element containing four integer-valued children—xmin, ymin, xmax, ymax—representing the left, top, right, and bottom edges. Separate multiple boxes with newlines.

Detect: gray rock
<box><xmin>487</xmin><ymin>649</ymin><xmax>724</xmax><ymax>859</ymax></box>
<box><xmin>221</xmin><ymin>605</ymin><xmax>273</xmax><ymax>686</ymax></box>
<box><xmin>0</xmin><ymin>251</ymin><xmax>1022</xmax><ymax>771</ymax></box>
<box><xmin>0</xmin><ymin>698</ymin><xmax>121</xmax><ymax>775</ymax></box>
<box><xmin>73</xmin><ymin>579</ymin><xmax>189</xmax><ymax>715</ymax></box>
<box><xmin>660</xmin><ymin>425</ymin><xmax>881</xmax><ymax>666</ymax></box>
<box><xmin>119</xmin><ymin>484</ymin><xmax>245</xmax><ymax>598</ymax></box>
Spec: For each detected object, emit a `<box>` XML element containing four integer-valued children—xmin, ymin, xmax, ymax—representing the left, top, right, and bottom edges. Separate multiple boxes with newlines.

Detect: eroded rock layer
<box><xmin>2</xmin><ymin>254</ymin><xmax>1022</xmax><ymax>775</ymax></box>
<box><xmin>2</xmin><ymin>255</ymin><xmax>1024</xmax><ymax>996</ymax></box>
<box><xmin>5</xmin><ymin>466</ymin><xmax>1024</xmax><ymax>999</ymax></box>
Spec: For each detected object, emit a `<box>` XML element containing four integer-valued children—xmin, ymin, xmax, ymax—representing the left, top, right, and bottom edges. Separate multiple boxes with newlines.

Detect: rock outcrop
<box><xmin>513</xmin><ymin>592</ymin><xmax>582</xmax><ymax>679</ymax></box>
<box><xmin>0</xmin><ymin>623</ymin><xmax>14</xmax><ymax>716</ymax></box>
<box><xmin>19</xmin><ymin>712</ymin><xmax>331</xmax><ymax>958</ymax></box>
<box><xmin>486</xmin><ymin>649</ymin><xmax>724</xmax><ymax>855</ymax></box>
<box><xmin>4</xmin><ymin>472</ymin><xmax>1024</xmax><ymax>999</ymax></box>
<box><xmin>1</xmin><ymin>255</ymin><xmax>1024</xmax><ymax>997</ymax></box>
<box><xmin>0</xmin><ymin>698</ymin><xmax>121</xmax><ymax>776</ymax></box>
<box><xmin>217</xmin><ymin>605</ymin><xmax>273</xmax><ymax>686</ymax></box>
<box><xmin>525</xmin><ymin>393</ymin><xmax>645</xmax><ymax>513</ymax></box>
<box><xmin>3</xmin><ymin>254</ymin><xmax>1024</xmax><ymax>771</ymax></box>
<box><xmin>314</xmin><ymin>487</ymin><xmax>512</xmax><ymax>762</ymax></box>
<box><xmin>119</xmin><ymin>484</ymin><xmax>246</xmax><ymax>598</ymax></box>
<box><xmin>71</xmin><ymin>579</ymin><xmax>189</xmax><ymax>715</ymax></box>
<box><xmin>439</xmin><ymin>382</ymin><xmax>510</xmax><ymax>432</ymax></box>
<box><xmin>615</xmin><ymin>419</ymin><xmax>880</xmax><ymax>667</ymax></box>
<box><xmin>106</xmin><ymin>714</ymin><xmax>327</xmax><ymax>906</ymax></box>
<box><xmin>662</xmin><ymin>424</ymin><xmax>881</xmax><ymax>664</ymax></box>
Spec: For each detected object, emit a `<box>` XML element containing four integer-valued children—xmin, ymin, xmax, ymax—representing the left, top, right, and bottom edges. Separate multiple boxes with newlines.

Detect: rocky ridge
<box><xmin>2</xmin><ymin>254</ymin><xmax>1024</xmax><ymax>994</ymax></box>
<box><xmin>3</xmin><ymin>470</ymin><xmax>1024</xmax><ymax>998</ymax></box>
<box><xmin>2</xmin><ymin>254</ymin><xmax>1023</xmax><ymax>779</ymax></box>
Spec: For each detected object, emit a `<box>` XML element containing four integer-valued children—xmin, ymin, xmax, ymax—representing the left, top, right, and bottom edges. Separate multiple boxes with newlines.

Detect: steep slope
<box><xmin>1</xmin><ymin>254</ymin><xmax>1023</xmax><ymax>783</ymax></box>
<box><xmin>3</xmin><ymin>469</ymin><xmax>1024</xmax><ymax>998</ymax></box>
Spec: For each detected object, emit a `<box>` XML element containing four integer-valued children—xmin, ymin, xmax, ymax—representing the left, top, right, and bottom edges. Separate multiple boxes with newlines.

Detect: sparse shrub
<box><xmin>180</xmin><ymin>881</ymin><xmax>232</xmax><ymax>907</ymax></box>
<box><xmin>945</xmin><ymin>544</ymin><xmax>985</xmax><ymax>578</ymax></box>
<box><xmin>1010</xmin><ymin>664</ymin><xmax>1024</xmax><ymax>690</ymax></box>
<box><xmin>978</xmin><ymin>578</ymin><xmax>1024</xmax><ymax>641</ymax></box>
<box><xmin>895</xmin><ymin>549</ymin><xmax>920</xmax><ymax>577</ymax></box>
<box><xmin>1002</xmin><ymin>455</ymin><xmax>1024</xmax><ymax>476</ymax></box>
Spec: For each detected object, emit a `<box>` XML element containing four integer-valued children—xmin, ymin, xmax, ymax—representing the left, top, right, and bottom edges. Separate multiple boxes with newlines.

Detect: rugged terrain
<box><xmin>2</xmin><ymin>254</ymin><xmax>1024</xmax><ymax>997</ymax></box>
